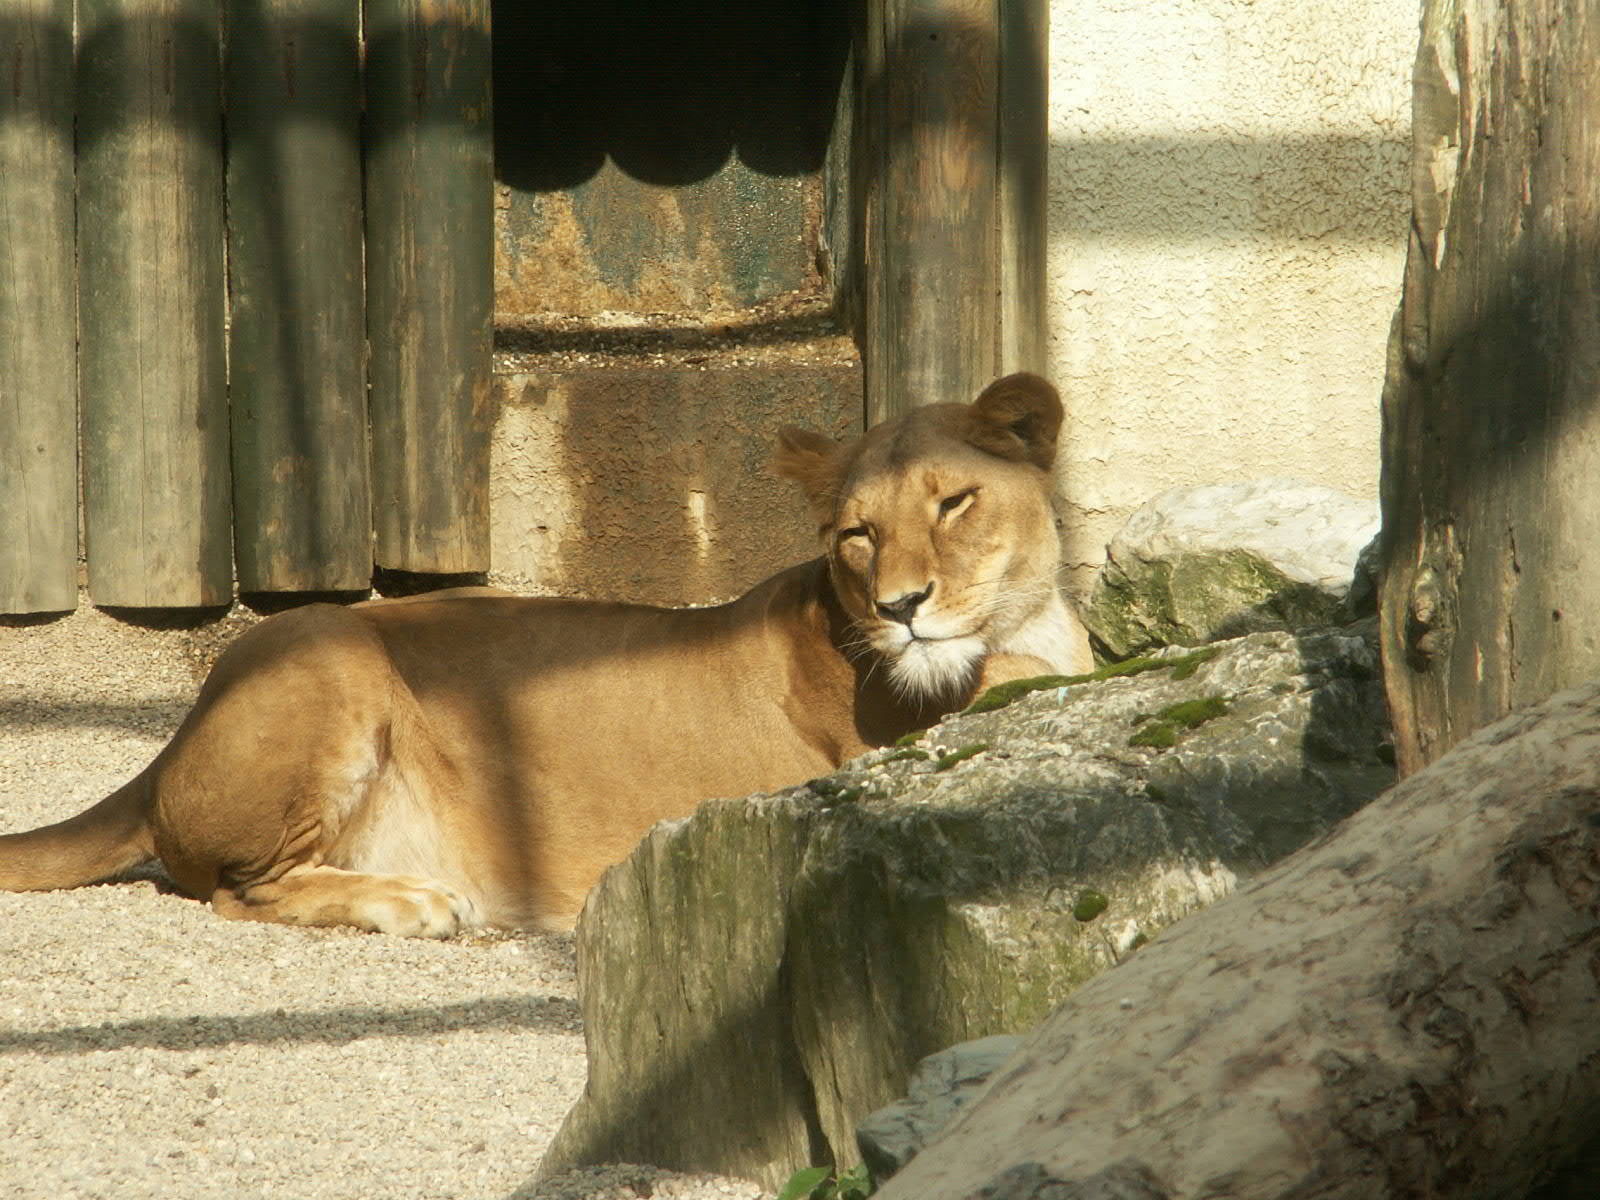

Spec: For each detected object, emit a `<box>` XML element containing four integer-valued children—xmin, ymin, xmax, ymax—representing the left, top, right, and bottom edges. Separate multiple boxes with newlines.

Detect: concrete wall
<box><xmin>1046</xmin><ymin>0</ymin><xmax>1415</xmax><ymax>594</ymax></box>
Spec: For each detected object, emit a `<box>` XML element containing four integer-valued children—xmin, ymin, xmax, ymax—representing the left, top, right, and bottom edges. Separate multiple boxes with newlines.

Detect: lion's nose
<box><xmin>876</xmin><ymin>582</ymin><xmax>935</xmax><ymax>625</ymax></box>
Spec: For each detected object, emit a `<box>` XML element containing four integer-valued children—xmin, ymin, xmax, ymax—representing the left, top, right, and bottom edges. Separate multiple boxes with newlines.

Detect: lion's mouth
<box><xmin>881</xmin><ymin>631</ymin><xmax>985</xmax><ymax>701</ymax></box>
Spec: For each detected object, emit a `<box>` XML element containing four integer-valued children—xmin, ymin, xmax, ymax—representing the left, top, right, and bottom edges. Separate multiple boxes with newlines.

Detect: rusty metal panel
<box><xmin>496</xmin><ymin>168</ymin><xmax>824</xmax><ymax>318</ymax></box>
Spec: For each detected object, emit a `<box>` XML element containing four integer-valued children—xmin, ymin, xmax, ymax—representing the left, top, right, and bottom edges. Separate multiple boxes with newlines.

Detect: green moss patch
<box><xmin>933</xmin><ymin>743</ymin><xmax>990</xmax><ymax>772</ymax></box>
<box><xmin>1128</xmin><ymin>694</ymin><xmax>1230</xmax><ymax>750</ymax></box>
<box><xmin>963</xmin><ymin>646</ymin><xmax>1223</xmax><ymax>716</ymax></box>
<box><xmin>807</xmin><ymin>779</ymin><xmax>865</xmax><ymax>805</ymax></box>
<box><xmin>1073</xmin><ymin>889</ymin><xmax>1109</xmax><ymax>922</ymax></box>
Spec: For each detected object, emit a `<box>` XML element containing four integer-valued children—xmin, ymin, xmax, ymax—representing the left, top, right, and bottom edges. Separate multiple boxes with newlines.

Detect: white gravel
<box><xmin>0</xmin><ymin>605</ymin><xmax>772</xmax><ymax>1200</ymax></box>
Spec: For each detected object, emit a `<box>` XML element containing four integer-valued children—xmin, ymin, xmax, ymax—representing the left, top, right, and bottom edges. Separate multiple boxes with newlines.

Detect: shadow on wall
<box><xmin>1046</xmin><ymin>132</ymin><xmax>1408</xmax><ymax>244</ymax></box>
<box><xmin>491</xmin><ymin>0</ymin><xmax>852</xmax><ymax>191</ymax></box>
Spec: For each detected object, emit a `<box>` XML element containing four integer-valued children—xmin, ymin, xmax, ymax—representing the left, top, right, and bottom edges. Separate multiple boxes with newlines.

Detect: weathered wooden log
<box><xmin>364</xmin><ymin>0</ymin><xmax>493</xmax><ymax>574</ymax></box>
<box><xmin>866</xmin><ymin>0</ymin><xmax>1000</xmax><ymax>422</ymax></box>
<box><xmin>225</xmin><ymin>0</ymin><xmax>370</xmax><ymax>592</ymax></box>
<box><xmin>875</xmin><ymin>679</ymin><xmax>1600</xmax><ymax>1199</ymax></box>
<box><xmin>77</xmin><ymin>0</ymin><xmax>231</xmax><ymax>608</ymax></box>
<box><xmin>1379</xmin><ymin>0</ymin><xmax>1600</xmax><ymax>774</ymax></box>
<box><xmin>0</xmin><ymin>0</ymin><xmax>77</xmax><ymax>613</ymax></box>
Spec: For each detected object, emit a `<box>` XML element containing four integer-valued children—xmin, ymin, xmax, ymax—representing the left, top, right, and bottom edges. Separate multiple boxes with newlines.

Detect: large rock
<box><xmin>872</xmin><ymin>680</ymin><xmax>1600</xmax><ymax>1200</ymax></box>
<box><xmin>537</xmin><ymin>626</ymin><xmax>1393</xmax><ymax>1191</ymax></box>
<box><xmin>1083</xmin><ymin>479</ymin><xmax>1380</xmax><ymax>658</ymax></box>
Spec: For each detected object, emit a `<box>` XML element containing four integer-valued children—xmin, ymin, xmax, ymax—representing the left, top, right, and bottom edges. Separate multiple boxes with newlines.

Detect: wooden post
<box><xmin>77</xmin><ymin>0</ymin><xmax>231</xmax><ymax>608</ymax></box>
<box><xmin>867</xmin><ymin>0</ymin><xmax>1001</xmax><ymax>424</ymax></box>
<box><xmin>0</xmin><ymin>1</ymin><xmax>77</xmax><ymax>613</ymax></box>
<box><xmin>225</xmin><ymin>0</ymin><xmax>370</xmax><ymax>592</ymax></box>
<box><xmin>364</xmin><ymin>0</ymin><xmax>493</xmax><ymax>574</ymax></box>
<box><xmin>1379</xmin><ymin>0</ymin><xmax>1600</xmax><ymax>774</ymax></box>
<box><xmin>996</xmin><ymin>0</ymin><xmax>1047</xmax><ymax>376</ymax></box>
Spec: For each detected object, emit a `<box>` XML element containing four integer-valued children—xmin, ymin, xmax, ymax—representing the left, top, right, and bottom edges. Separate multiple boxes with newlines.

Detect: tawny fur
<box><xmin>0</xmin><ymin>374</ymin><xmax>1092</xmax><ymax>936</ymax></box>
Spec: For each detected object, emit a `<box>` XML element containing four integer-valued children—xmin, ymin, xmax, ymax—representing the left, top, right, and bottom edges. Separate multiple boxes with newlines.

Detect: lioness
<box><xmin>0</xmin><ymin>373</ymin><xmax>1091</xmax><ymax>936</ymax></box>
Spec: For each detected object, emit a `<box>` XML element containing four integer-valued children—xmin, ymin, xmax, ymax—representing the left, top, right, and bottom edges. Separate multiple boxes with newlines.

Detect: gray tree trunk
<box><xmin>1378</xmin><ymin>0</ymin><xmax>1600</xmax><ymax>774</ymax></box>
<box><xmin>874</xmin><ymin>678</ymin><xmax>1600</xmax><ymax>1200</ymax></box>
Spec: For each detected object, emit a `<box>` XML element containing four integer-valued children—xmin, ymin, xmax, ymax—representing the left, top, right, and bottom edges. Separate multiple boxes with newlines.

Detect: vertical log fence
<box><xmin>0</xmin><ymin>0</ymin><xmax>492</xmax><ymax>613</ymax></box>
<box><xmin>0</xmin><ymin>0</ymin><xmax>1045</xmax><ymax>613</ymax></box>
<box><xmin>0</xmin><ymin>1</ymin><xmax>77</xmax><ymax>613</ymax></box>
<box><xmin>78</xmin><ymin>0</ymin><xmax>231</xmax><ymax>608</ymax></box>
<box><xmin>226</xmin><ymin>0</ymin><xmax>370</xmax><ymax>593</ymax></box>
<box><xmin>365</xmin><ymin>0</ymin><xmax>493</xmax><ymax>575</ymax></box>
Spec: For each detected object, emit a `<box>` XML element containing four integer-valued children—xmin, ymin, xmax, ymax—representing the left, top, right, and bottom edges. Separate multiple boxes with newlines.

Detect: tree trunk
<box><xmin>875</xmin><ymin>679</ymin><xmax>1600</xmax><ymax>1200</ymax></box>
<box><xmin>1378</xmin><ymin>0</ymin><xmax>1600</xmax><ymax>775</ymax></box>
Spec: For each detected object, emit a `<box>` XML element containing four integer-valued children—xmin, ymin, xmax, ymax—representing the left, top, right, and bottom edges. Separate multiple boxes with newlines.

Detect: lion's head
<box><xmin>776</xmin><ymin>373</ymin><xmax>1068</xmax><ymax>701</ymax></box>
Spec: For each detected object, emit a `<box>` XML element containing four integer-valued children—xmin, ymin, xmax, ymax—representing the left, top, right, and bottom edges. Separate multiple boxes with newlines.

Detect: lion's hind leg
<box><xmin>210</xmin><ymin>865</ymin><xmax>481</xmax><ymax>938</ymax></box>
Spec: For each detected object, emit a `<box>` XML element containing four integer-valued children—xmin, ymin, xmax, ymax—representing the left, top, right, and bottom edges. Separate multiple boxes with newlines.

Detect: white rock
<box><xmin>1111</xmin><ymin>478</ymin><xmax>1379</xmax><ymax>596</ymax></box>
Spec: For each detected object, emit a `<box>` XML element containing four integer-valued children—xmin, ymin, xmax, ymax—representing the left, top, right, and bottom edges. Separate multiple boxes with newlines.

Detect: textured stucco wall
<box><xmin>1048</xmin><ymin>0</ymin><xmax>1415</xmax><ymax>594</ymax></box>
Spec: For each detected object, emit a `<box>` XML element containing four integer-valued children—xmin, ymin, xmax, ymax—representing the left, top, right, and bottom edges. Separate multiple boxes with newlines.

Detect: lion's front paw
<box><xmin>360</xmin><ymin>877</ymin><xmax>483</xmax><ymax>938</ymax></box>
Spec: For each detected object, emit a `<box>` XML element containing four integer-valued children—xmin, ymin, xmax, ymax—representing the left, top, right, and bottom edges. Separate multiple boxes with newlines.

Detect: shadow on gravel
<box><xmin>0</xmin><ymin>993</ymin><xmax>580</xmax><ymax>1055</ymax></box>
<box><xmin>0</xmin><ymin>699</ymin><xmax>190</xmax><ymax>736</ymax></box>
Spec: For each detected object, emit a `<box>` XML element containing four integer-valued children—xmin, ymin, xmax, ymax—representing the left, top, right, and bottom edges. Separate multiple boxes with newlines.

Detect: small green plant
<box><xmin>882</xmin><ymin>747</ymin><xmax>930</xmax><ymax>764</ymax></box>
<box><xmin>778</xmin><ymin>1163</ymin><xmax>874</xmax><ymax>1200</ymax></box>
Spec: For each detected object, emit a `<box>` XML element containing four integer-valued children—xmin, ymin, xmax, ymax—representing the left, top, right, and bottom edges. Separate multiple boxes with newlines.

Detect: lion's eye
<box><xmin>938</xmin><ymin>489</ymin><xmax>976</xmax><ymax>520</ymax></box>
<box><xmin>838</xmin><ymin>524</ymin><xmax>871</xmax><ymax>543</ymax></box>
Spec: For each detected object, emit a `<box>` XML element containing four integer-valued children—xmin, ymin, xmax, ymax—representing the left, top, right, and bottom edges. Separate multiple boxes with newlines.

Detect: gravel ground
<box><xmin>0</xmin><ymin>604</ymin><xmax>772</xmax><ymax>1200</ymax></box>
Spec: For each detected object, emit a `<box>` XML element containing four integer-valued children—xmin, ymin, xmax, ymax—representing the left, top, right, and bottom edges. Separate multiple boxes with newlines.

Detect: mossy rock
<box><xmin>1087</xmin><ymin>549</ymin><xmax>1346</xmax><ymax>658</ymax></box>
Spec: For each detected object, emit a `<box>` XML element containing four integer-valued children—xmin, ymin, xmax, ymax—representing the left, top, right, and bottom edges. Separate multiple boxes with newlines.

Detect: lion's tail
<box><xmin>0</xmin><ymin>774</ymin><xmax>157</xmax><ymax>892</ymax></box>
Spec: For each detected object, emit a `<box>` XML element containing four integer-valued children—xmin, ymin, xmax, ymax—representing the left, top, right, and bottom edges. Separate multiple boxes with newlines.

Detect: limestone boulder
<box><xmin>537</xmin><ymin>626</ymin><xmax>1393</xmax><ymax>1192</ymax></box>
<box><xmin>1082</xmin><ymin>479</ymin><xmax>1380</xmax><ymax>658</ymax></box>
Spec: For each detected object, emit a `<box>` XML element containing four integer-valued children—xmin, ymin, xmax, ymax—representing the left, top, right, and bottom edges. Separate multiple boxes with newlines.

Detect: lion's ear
<box><xmin>774</xmin><ymin>426</ymin><xmax>844</xmax><ymax>514</ymax></box>
<box><xmin>964</xmin><ymin>373</ymin><xmax>1063</xmax><ymax>470</ymax></box>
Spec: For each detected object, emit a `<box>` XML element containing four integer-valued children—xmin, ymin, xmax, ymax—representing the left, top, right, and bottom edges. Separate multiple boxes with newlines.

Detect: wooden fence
<box><xmin>0</xmin><ymin>0</ymin><xmax>492</xmax><ymax>613</ymax></box>
<box><xmin>0</xmin><ymin>0</ymin><xmax>1048</xmax><ymax>615</ymax></box>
